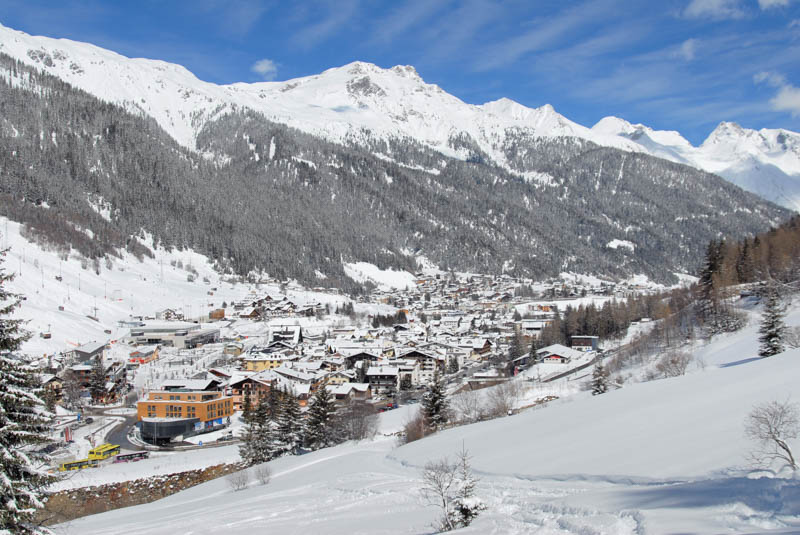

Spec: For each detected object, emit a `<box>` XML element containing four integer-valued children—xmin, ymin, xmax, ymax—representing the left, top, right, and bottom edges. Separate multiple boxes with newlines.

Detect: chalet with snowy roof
<box><xmin>343</xmin><ymin>350</ymin><xmax>381</xmax><ymax>370</ymax></box>
<box><xmin>242</xmin><ymin>352</ymin><xmax>299</xmax><ymax>372</ymax></box>
<box><xmin>155</xmin><ymin>308</ymin><xmax>183</xmax><ymax>321</ymax></box>
<box><xmin>268</xmin><ymin>325</ymin><xmax>303</xmax><ymax>345</ymax></box>
<box><xmin>520</xmin><ymin>319</ymin><xmax>549</xmax><ymax>339</ymax></box>
<box><xmin>39</xmin><ymin>373</ymin><xmax>63</xmax><ymax>403</ymax></box>
<box><xmin>571</xmin><ymin>335</ymin><xmax>600</xmax><ymax>352</ymax></box>
<box><xmin>441</xmin><ymin>316</ymin><xmax>462</xmax><ymax>329</ymax></box>
<box><xmin>536</xmin><ymin>344</ymin><xmax>586</xmax><ymax>364</ymax></box>
<box><xmin>238</xmin><ymin>307</ymin><xmax>262</xmax><ymax>320</ymax></box>
<box><xmin>273</xmin><ymin>365</ymin><xmax>319</xmax><ymax>384</ymax></box>
<box><xmin>325</xmin><ymin>369</ymin><xmax>357</xmax><ymax>385</ymax></box>
<box><xmin>328</xmin><ymin>382</ymin><xmax>372</xmax><ymax>403</ymax></box>
<box><xmin>366</xmin><ymin>366</ymin><xmax>399</xmax><ymax>393</ymax></box>
<box><xmin>396</xmin><ymin>348</ymin><xmax>445</xmax><ymax>384</ymax></box>
<box><xmin>69</xmin><ymin>341</ymin><xmax>107</xmax><ymax>362</ymax></box>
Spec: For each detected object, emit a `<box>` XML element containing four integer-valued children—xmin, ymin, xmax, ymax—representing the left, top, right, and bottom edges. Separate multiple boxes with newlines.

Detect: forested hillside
<box><xmin>0</xmin><ymin>54</ymin><xmax>790</xmax><ymax>290</ymax></box>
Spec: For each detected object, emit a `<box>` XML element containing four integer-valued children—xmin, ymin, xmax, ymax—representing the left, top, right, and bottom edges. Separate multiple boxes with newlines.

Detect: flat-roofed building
<box><xmin>126</xmin><ymin>321</ymin><xmax>220</xmax><ymax>349</ymax></box>
<box><xmin>137</xmin><ymin>390</ymin><xmax>233</xmax><ymax>445</ymax></box>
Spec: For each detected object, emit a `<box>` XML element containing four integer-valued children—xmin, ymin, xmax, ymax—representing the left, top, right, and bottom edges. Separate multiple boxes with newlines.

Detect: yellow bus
<box><xmin>88</xmin><ymin>443</ymin><xmax>121</xmax><ymax>460</ymax></box>
<box><xmin>58</xmin><ymin>459</ymin><xmax>99</xmax><ymax>471</ymax></box>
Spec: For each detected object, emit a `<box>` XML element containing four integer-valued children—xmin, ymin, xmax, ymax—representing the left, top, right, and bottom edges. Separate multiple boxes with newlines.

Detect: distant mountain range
<box><xmin>0</xmin><ymin>24</ymin><xmax>791</xmax><ymax>288</ymax></box>
<box><xmin>2</xmin><ymin>23</ymin><xmax>798</xmax><ymax>212</ymax></box>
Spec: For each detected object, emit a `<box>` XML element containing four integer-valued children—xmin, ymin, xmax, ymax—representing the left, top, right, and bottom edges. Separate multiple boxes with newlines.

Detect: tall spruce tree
<box><xmin>239</xmin><ymin>392</ymin><xmax>273</xmax><ymax>465</ymax></box>
<box><xmin>758</xmin><ymin>281</ymin><xmax>786</xmax><ymax>358</ymax></box>
<box><xmin>305</xmin><ymin>386</ymin><xmax>336</xmax><ymax>451</ymax></box>
<box><xmin>591</xmin><ymin>361</ymin><xmax>609</xmax><ymax>396</ymax></box>
<box><xmin>89</xmin><ymin>355</ymin><xmax>106</xmax><ymax>404</ymax></box>
<box><xmin>275</xmin><ymin>389</ymin><xmax>302</xmax><ymax>456</ymax></box>
<box><xmin>0</xmin><ymin>253</ymin><xmax>55</xmax><ymax>534</ymax></box>
<box><xmin>241</xmin><ymin>387</ymin><xmax>254</xmax><ymax>424</ymax></box>
<box><xmin>422</xmin><ymin>371</ymin><xmax>449</xmax><ymax>432</ymax></box>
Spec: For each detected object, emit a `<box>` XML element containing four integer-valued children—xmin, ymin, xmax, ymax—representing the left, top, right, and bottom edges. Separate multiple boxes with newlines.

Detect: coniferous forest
<box><xmin>0</xmin><ymin>53</ymin><xmax>790</xmax><ymax>292</ymax></box>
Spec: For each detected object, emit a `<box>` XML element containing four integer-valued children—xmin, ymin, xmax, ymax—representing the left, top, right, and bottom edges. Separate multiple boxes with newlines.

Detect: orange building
<box><xmin>137</xmin><ymin>390</ymin><xmax>233</xmax><ymax>445</ymax></box>
<box><xmin>129</xmin><ymin>345</ymin><xmax>160</xmax><ymax>365</ymax></box>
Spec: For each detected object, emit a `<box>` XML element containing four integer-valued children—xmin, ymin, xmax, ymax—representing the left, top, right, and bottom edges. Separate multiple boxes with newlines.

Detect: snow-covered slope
<box><xmin>58</xmin><ymin>305</ymin><xmax>800</xmax><ymax>534</ymax></box>
<box><xmin>594</xmin><ymin>117</ymin><xmax>800</xmax><ymax>211</ymax></box>
<box><xmin>2</xmin><ymin>23</ymin><xmax>799</xmax><ymax>210</ymax></box>
<box><xmin>0</xmin><ymin>217</ymin><xmax>351</xmax><ymax>358</ymax></box>
<box><xmin>0</xmin><ymin>23</ymin><xmax>637</xmax><ymax>165</ymax></box>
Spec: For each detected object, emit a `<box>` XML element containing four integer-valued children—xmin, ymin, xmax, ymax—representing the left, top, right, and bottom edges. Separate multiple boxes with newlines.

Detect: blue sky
<box><xmin>1</xmin><ymin>0</ymin><xmax>798</xmax><ymax>144</ymax></box>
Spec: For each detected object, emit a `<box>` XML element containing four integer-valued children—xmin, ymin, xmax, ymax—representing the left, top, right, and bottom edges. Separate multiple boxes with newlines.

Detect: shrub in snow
<box><xmin>420</xmin><ymin>445</ymin><xmax>486</xmax><ymax>532</ymax></box>
<box><xmin>226</xmin><ymin>470</ymin><xmax>250</xmax><ymax>492</ymax></box>
<box><xmin>253</xmin><ymin>465</ymin><xmax>271</xmax><ymax>486</ymax></box>
<box><xmin>401</xmin><ymin>410</ymin><xmax>428</xmax><ymax>445</ymax></box>
<box><xmin>655</xmin><ymin>351</ymin><xmax>692</xmax><ymax>378</ymax></box>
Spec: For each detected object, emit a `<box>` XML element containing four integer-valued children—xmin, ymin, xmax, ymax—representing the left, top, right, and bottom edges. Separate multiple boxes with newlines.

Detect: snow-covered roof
<box><xmin>73</xmin><ymin>341</ymin><xmax>106</xmax><ymax>354</ymax></box>
<box><xmin>159</xmin><ymin>378</ymin><xmax>220</xmax><ymax>391</ymax></box>
<box><xmin>367</xmin><ymin>366</ymin><xmax>399</xmax><ymax>376</ymax></box>
<box><xmin>536</xmin><ymin>344</ymin><xmax>585</xmax><ymax>361</ymax></box>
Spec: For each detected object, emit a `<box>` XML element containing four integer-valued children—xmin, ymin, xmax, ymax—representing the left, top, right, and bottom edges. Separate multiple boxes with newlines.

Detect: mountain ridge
<box><xmin>2</xmin><ymin>23</ymin><xmax>798</xmax><ymax>210</ymax></box>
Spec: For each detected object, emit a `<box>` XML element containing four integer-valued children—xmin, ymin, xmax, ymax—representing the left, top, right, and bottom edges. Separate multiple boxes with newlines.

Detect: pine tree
<box><xmin>89</xmin><ymin>355</ymin><xmax>106</xmax><ymax>404</ymax></box>
<box><xmin>305</xmin><ymin>386</ymin><xmax>336</xmax><ymax>451</ymax></box>
<box><xmin>447</xmin><ymin>356</ymin><xmax>459</xmax><ymax>375</ymax></box>
<box><xmin>450</xmin><ymin>445</ymin><xmax>486</xmax><ymax>529</ymax></box>
<box><xmin>0</xmin><ymin>253</ymin><xmax>55</xmax><ymax>534</ymax></box>
<box><xmin>758</xmin><ymin>281</ymin><xmax>786</xmax><ymax>358</ymax></box>
<box><xmin>241</xmin><ymin>387</ymin><xmax>254</xmax><ymax>424</ymax></box>
<box><xmin>528</xmin><ymin>336</ymin><xmax>540</xmax><ymax>361</ymax></box>
<box><xmin>422</xmin><ymin>371</ymin><xmax>449</xmax><ymax>432</ymax></box>
<box><xmin>239</xmin><ymin>391</ymin><xmax>273</xmax><ymax>465</ymax></box>
<box><xmin>275</xmin><ymin>390</ymin><xmax>302</xmax><ymax>456</ymax></box>
<box><xmin>591</xmin><ymin>361</ymin><xmax>609</xmax><ymax>396</ymax></box>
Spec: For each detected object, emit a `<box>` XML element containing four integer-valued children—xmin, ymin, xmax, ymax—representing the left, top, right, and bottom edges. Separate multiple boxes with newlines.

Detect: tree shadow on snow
<box><xmin>618</xmin><ymin>475</ymin><xmax>800</xmax><ymax>516</ymax></box>
<box><xmin>719</xmin><ymin>357</ymin><xmax>761</xmax><ymax>368</ymax></box>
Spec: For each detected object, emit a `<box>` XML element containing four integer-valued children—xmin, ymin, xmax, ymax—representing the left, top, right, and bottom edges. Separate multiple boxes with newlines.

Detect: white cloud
<box><xmin>251</xmin><ymin>58</ymin><xmax>278</xmax><ymax>80</ymax></box>
<box><xmin>755</xmin><ymin>71</ymin><xmax>800</xmax><ymax>116</ymax></box>
<box><xmin>683</xmin><ymin>0</ymin><xmax>745</xmax><ymax>19</ymax></box>
<box><xmin>758</xmin><ymin>0</ymin><xmax>790</xmax><ymax>8</ymax></box>
<box><xmin>292</xmin><ymin>0</ymin><xmax>359</xmax><ymax>49</ymax></box>
<box><xmin>678</xmin><ymin>38</ymin><xmax>698</xmax><ymax>60</ymax></box>
<box><xmin>772</xmin><ymin>85</ymin><xmax>800</xmax><ymax>115</ymax></box>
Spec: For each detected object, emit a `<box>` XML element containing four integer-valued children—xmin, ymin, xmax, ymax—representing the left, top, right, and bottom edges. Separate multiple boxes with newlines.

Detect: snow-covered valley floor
<box><xmin>54</xmin><ymin>306</ymin><xmax>800</xmax><ymax>534</ymax></box>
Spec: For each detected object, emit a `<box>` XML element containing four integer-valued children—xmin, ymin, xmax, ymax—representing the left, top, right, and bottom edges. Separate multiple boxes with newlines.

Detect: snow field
<box><xmin>59</xmin><ymin>303</ymin><xmax>800</xmax><ymax>534</ymax></box>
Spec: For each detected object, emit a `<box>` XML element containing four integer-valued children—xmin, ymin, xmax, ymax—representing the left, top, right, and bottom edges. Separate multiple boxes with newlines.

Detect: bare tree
<box><xmin>745</xmin><ymin>399</ymin><xmax>799</xmax><ymax>471</ymax></box>
<box><xmin>334</xmin><ymin>400</ymin><xmax>378</xmax><ymax>441</ymax></box>
<box><xmin>451</xmin><ymin>391</ymin><xmax>485</xmax><ymax>424</ymax></box>
<box><xmin>419</xmin><ymin>445</ymin><xmax>485</xmax><ymax>532</ymax></box>
<box><xmin>655</xmin><ymin>351</ymin><xmax>692</xmax><ymax>378</ymax></box>
<box><xmin>253</xmin><ymin>464</ymin><xmax>271</xmax><ymax>485</ymax></box>
<box><xmin>227</xmin><ymin>469</ymin><xmax>250</xmax><ymax>492</ymax></box>
<box><xmin>61</xmin><ymin>371</ymin><xmax>84</xmax><ymax>410</ymax></box>
<box><xmin>420</xmin><ymin>458</ymin><xmax>458</xmax><ymax>532</ymax></box>
<box><xmin>784</xmin><ymin>326</ymin><xmax>800</xmax><ymax>349</ymax></box>
<box><xmin>486</xmin><ymin>380</ymin><xmax>521</xmax><ymax>418</ymax></box>
<box><xmin>401</xmin><ymin>410</ymin><xmax>427</xmax><ymax>445</ymax></box>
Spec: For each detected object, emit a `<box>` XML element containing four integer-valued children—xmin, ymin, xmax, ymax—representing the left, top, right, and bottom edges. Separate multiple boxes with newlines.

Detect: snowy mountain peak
<box><xmin>2</xmin><ymin>22</ymin><xmax>800</xmax><ymax>210</ymax></box>
<box><xmin>703</xmin><ymin>121</ymin><xmax>749</xmax><ymax>146</ymax></box>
